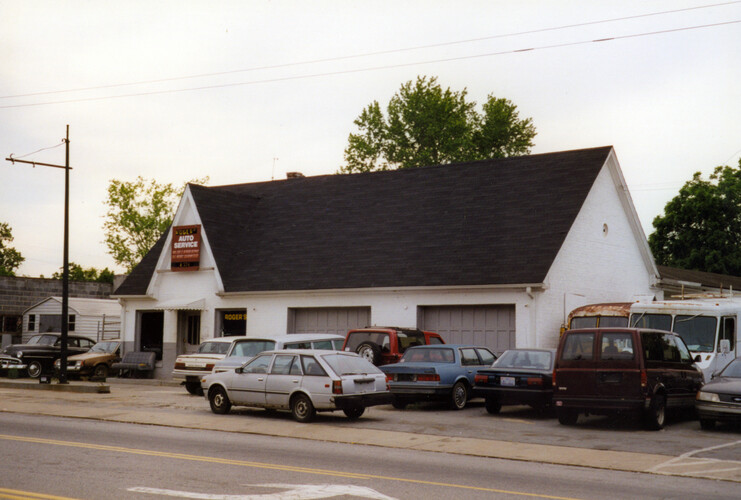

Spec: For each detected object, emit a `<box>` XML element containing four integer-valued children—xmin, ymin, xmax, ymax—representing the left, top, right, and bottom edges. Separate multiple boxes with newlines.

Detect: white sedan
<box><xmin>201</xmin><ymin>349</ymin><xmax>391</xmax><ymax>422</ymax></box>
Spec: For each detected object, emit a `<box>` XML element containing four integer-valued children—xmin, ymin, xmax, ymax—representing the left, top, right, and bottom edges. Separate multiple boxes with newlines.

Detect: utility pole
<box><xmin>6</xmin><ymin>125</ymin><xmax>71</xmax><ymax>383</ymax></box>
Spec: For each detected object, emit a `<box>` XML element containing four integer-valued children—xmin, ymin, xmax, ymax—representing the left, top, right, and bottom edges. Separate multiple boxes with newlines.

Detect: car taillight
<box><xmin>332</xmin><ymin>380</ymin><xmax>343</xmax><ymax>394</ymax></box>
<box><xmin>552</xmin><ymin>370</ymin><xmax>557</xmax><ymax>387</ymax></box>
<box><xmin>474</xmin><ymin>374</ymin><xmax>487</xmax><ymax>384</ymax></box>
<box><xmin>174</xmin><ymin>362</ymin><xmax>185</xmax><ymax>369</ymax></box>
<box><xmin>386</xmin><ymin>374</ymin><xmax>395</xmax><ymax>382</ymax></box>
<box><xmin>205</xmin><ymin>364</ymin><xmax>214</xmax><ymax>370</ymax></box>
<box><xmin>416</xmin><ymin>374</ymin><xmax>440</xmax><ymax>382</ymax></box>
<box><xmin>527</xmin><ymin>377</ymin><xmax>543</xmax><ymax>387</ymax></box>
<box><xmin>640</xmin><ymin>369</ymin><xmax>647</xmax><ymax>388</ymax></box>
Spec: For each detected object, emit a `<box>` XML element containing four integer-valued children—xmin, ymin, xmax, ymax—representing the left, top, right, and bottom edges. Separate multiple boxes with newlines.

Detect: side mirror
<box><xmin>235</xmin><ymin>367</ymin><xmax>243</xmax><ymax>374</ymax></box>
<box><xmin>693</xmin><ymin>354</ymin><xmax>702</xmax><ymax>363</ymax></box>
<box><xmin>711</xmin><ymin>371</ymin><xmax>719</xmax><ymax>380</ymax></box>
<box><xmin>719</xmin><ymin>339</ymin><xmax>731</xmax><ymax>354</ymax></box>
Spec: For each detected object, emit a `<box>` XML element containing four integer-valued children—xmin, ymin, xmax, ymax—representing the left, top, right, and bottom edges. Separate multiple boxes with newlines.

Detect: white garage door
<box><xmin>420</xmin><ymin>305</ymin><xmax>515</xmax><ymax>354</ymax></box>
<box><xmin>289</xmin><ymin>307</ymin><xmax>370</xmax><ymax>336</ymax></box>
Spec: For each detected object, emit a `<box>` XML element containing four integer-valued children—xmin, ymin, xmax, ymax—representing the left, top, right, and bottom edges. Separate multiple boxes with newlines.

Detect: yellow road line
<box><xmin>0</xmin><ymin>487</ymin><xmax>79</xmax><ymax>500</ymax></box>
<box><xmin>0</xmin><ymin>433</ymin><xmax>581</xmax><ymax>500</ymax></box>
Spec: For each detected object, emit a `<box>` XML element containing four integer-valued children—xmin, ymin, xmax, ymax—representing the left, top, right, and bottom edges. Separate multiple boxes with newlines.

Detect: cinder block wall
<box><xmin>0</xmin><ymin>276</ymin><xmax>113</xmax><ymax>317</ymax></box>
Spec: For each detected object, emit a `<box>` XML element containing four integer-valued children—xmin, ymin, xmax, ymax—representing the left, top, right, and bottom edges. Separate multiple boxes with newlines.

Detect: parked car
<box><xmin>201</xmin><ymin>349</ymin><xmax>391</xmax><ymax>422</ymax></box>
<box><xmin>343</xmin><ymin>327</ymin><xmax>445</xmax><ymax>366</ymax></box>
<box><xmin>173</xmin><ymin>337</ymin><xmax>240</xmax><ymax>395</ymax></box>
<box><xmin>553</xmin><ymin>328</ymin><xmax>703</xmax><ymax>430</ymax></box>
<box><xmin>474</xmin><ymin>348</ymin><xmax>556</xmax><ymax>414</ymax></box>
<box><xmin>0</xmin><ymin>333</ymin><xmax>96</xmax><ymax>378</ymax></box>
<box><xmin>212</xmin><ymin>334</ymin><xmax>345</xmax><ymax>373</ymax></box>
<box><xmin>54</xmin><ymin>339</ymin><xmax>121</xmax><ymax>379</ymax></box>
<box><xmin>380</xmin><ymin>344</ymin><xmax>496</xmax><ymax>410</ymax></box>
<box><xmin>696</xmin><ymin>356</ymin><xmax>741</xmax><ymax>429</ymax></box>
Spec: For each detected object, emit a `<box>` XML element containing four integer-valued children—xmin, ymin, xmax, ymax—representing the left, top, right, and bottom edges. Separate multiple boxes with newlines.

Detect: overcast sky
<box><xmin>1</xmin><ymin>0</ymin><xmax>740</xmax><ymax>277</ymax></box>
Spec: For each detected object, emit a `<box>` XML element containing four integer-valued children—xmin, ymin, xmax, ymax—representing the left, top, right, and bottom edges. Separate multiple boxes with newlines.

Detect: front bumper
<box><xmin>0</xmin><ymin>356</ymin><xmax>27</xmax><ymax>370</ymax></box>
<box><xmin>332</xmin><ymin>391</ymin><xmax>392</xmax><ymax>409</ymax></box>
<box><xmin>696</xmin><ymin>401</ymin><xmax>741</xmax><ymax>422</ymax></box>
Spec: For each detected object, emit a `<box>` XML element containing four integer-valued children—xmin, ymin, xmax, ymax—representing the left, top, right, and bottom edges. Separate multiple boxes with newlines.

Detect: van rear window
<box><xmin>600</xmin><ymin>332</ymin><xmax>634</xmax><ymax>360</ymax></box>
<box><xmin>561</xmin><ymin>333</ymin><xmax>594</xmax><ymax>361</ymax></box>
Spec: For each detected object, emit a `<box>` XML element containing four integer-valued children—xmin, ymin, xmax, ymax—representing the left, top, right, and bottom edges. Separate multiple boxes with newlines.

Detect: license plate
<box><xmin>187</xmin><ymin>362</ymin><xmax>207</xmax><ymax>368</ymax></box>
<box><xmin>500</xmin><ymin>376</ymin><xmax>516</xmax><ymax>387</ymax></box>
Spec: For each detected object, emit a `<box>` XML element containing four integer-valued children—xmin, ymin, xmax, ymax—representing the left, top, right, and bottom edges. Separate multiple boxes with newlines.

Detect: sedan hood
<box><xmin>67</xmin><ymin>352</ymin><xmax>117</xmax><ymax>362</ymax></box>
<box><xmin>703</xmin><ymin>377</ymin><xmax>741</xmax><ymax>394</ymax></box>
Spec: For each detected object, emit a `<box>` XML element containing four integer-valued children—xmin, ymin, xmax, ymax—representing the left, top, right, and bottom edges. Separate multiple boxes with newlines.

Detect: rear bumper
<box><xmin>554</xmin><ymin>397</ymin><xmax>646</xmax><ymax>413</ymax></box>
<box><xmin>388</xmin><ymin>383</ymin><xmax>452</xmax><ymax>399</ymax></box>
<box><xmin>332</xmin><ymin>391</ymin><xmax>392</xmax><ymax>409</ymax></box>
<box><xmin>475</xmin><ymin>386</ymin><xmax>553</xmax><ymax>406</ymax></box>
<box><xmin>172</xmin><ymin>369</ymin><xmax>209</xmax><ymax>381</ymax></box>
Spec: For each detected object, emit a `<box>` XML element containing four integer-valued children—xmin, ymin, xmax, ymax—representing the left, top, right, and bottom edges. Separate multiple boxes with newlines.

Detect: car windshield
<box><xmin>673</xmin><ymin>315</ymin><xmax>717</xmax><ymax>353</ymax></box>
<box><xmin>89</xmin><ymin>341</ymin><xmax>120</xmax><ymax>354</ymax></box>
<box><xmin>720</xmin><ymin>358</ymin><xmax>741</xmax><ymax>378</ymax></box>
<box><xmin>401</xmin><ymin>347</ymin><xmax>455</xmax><ymax>363</ymax></box>
<box><xmin>197</xmin><ymin>342</ymin><xmax>231</xmax><ymax>354</ymax></box>
<box><xmin>494</xmin><ymin>350</ymin><xmax>552</xmax><ymax>369</ymax></box>
<box><xmin>26</xmin><ymin>334</ymin><xmax>57</xmax><ymax>346</ymax></box>
<box><xmin>229</xmin><ymin>340</ymin><xmax>275</xmax><ymax>357</ymax></box>
<box><xmin>321</xmin><ymin>353</ymin><xmax>382</xmax><ymax>375</ymax></box>
<box><xmin>630</xmin><ymin>313</ymin><xmax>671</xmax><ymax>331</ymax></box>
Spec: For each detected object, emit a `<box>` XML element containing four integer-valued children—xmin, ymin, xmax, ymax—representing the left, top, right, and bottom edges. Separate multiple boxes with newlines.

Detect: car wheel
<box><xmin>27</xmin><ymin>361</ymin><xmax>43</xmax><ymax>379</ymax></box>
<box><xmin>185</xmin><ymin>381</ymin><xmax>204</xmax><ymax>396</ymax></box>
<box><xmin>485</xmin><ymin>396</ymin><xmax>501</xmax><ymax>414</ymax></box>
<box><xmin>92</xmin><ymin>364</ymin><xmax>108</xmax><ymax>380</ymax></box>
<box><xmin>557</xmin><ymin>408</ymin><xmax>578</xmax><ymax>425</ymax></box>
<box><xmin>355</xmin><ymin>342</ymin><xmax>382</xmax><ymax>365</ymax></box>
<box><xmin>450</xmin><ymin>381</ymin><xmax>468</xmax><ymax>410</ymax></box>
<box><xmin>699</xmin><ymin>418</ymin><xmax>715</xmax><ymax>430</ymax></box>
<box><xmin>644</xmin><ymin>393</ymin><xmax>666</xmax><ymax>430</ymax></box>
<box><xmin>343</xmin><ymin>407</ymin><xmax>365</xmax><ymax>420</ymax></box>
<box><xmin>391</xmin><ymin>398</ymin><xmax>408</xmax><ymax>410</ymax></box>
<box><xmin>291</xmin><ymin>393</ymin><xmax>316</xmax><ymax>423</ymax></box>
<box><xmin>208</xmin><ymin>386</ymin><xmax>232</xmax><ymax>415</ymax></box>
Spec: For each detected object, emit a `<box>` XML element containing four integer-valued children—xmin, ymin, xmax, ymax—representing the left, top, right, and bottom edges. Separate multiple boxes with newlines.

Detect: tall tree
<box><xmin>340</xmin><ymin>76</ymin><xmax>536</xmax><ymax>173</ymax></box>
<box><xmin>103</xmin><ymin>176</ymin><xmax>207</xmax><ymax>272</ymax></box>
<box><xmin>649</xmin><ymin>160</ymin><xmax>741</xmax><ymax>276</ymax></box>
<box><xmin>52</xmin><ymin>262</ymin><xmax>114</xmax><ymax>284</ymax></box>
<box><xmin>0</xmin><ymin>222</ymin><xmax>24</xmax><ymax>276</ymax></box>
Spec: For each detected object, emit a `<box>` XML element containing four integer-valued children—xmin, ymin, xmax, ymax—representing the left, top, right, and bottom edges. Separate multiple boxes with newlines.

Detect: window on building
<box><xmin>69</xmin><ymin>314</ymin><xmax>76</xmax><ymax>332</ymax></box>
<box><xmin>218</xmin><ymin>310</ymin><xmax>246</xmax><ymax>337</ymax></box>
<box><xmin>27</xmin><ymin>314</ymin><xmax>36</xmax><ymax>332</ymax></box>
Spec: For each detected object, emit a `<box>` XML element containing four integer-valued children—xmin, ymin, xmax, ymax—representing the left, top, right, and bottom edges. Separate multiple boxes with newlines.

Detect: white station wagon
<box><xmin>201</xmin><ymin>349</ymin><xmax>391</xmax><ymax>422</ymax></box>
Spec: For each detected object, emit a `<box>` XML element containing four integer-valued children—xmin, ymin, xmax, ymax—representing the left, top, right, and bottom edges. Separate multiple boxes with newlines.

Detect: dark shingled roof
<box><xmin>658</xmin><ymin>265</ymin><xmax>741</xmax><ymax>291</ymax></box>
<box><xmin>115</xmin><ymin>146</ymin><xmax>614</xmax><ymax>295</ymax></box>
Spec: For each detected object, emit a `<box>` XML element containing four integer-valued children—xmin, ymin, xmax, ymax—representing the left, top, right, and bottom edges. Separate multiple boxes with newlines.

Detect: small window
<box><xmin>600</xmin><ymin>332</ymin><xmax>634</xmax><ymax>360</ymax></box>
<box><xmin>271</xmin><ymin>355</ymin><xmax>297</xmax><ymax>375</ymax></box>
<box><xmin>331</xmin><ymin>339</ymin><xmax>344</xmax><ymax>350</ymax></box>
<box><xmin>68</xmin><ymin>315</ymin><xmax>76</xmax><ymax>332</ymax></box>
<box><xmin>570</xmin><ymin>317</ymin><xmax>598</xmax><ymax>329</ymax></box>
<box><xmin>460</xmin><ymin>348</ymin><xmax>481</xmax><ymax>366</ymax></box>
<box><xmin>561</xmin><ymin>333</ymin><xmax>595</xmax><ymax>361</ymax></box>
<box><xmin>312</xmin><ymin>340</ymin><xmax>333</xmax><ymax>350</ymax></box>
<box><xmin>719</xmin><ymin>317</ymin><xmax>735</xmax><ymax>353</ymax></box>
<box><xmin>27</xmin><ymin>314</ymin><xmax>36</xmax><ymax>331</ymax></box>
<box><xmin>661</xmin><ymin>334</ymin><xmax>682</xmax><ymax>362</ymax></box>
<box><xmin>427</xmin><ymin>336</ymin><xmax>444</xmax><ymax>345</ymax></box>
<box><xmin>242</xmin><ymin>354</ymin><xmax>272</xmax><ymax>374</ymax></box>
<box><xmin>66</xmin><ymin>338</ymin><xmax>79</xmax><ymax>348</ymax></box>
<box><xmin>301</xmin><ymin>356</ymin><xmax>327</xmax><ymax>376</ymax></box>
<box><xmin>641</xmin><ymin>333</ymin><xmax>665</xmax><ymax>362</ymax></box>
<box><xmin>284</xmin><ymin>341</ymin><xmax>311</xmax><ymax>350</ymax></box>
<box><xmin>476</xmin><ymin>348</ymin><xmax>496</xmax><ymax>366</ymax></box>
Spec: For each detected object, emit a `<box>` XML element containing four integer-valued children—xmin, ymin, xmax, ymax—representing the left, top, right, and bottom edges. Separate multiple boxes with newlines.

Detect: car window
<box><xmin>242</xmin><ymin>354</ymin><xmax>272</xmax><ymax>374</ymax></box>
<box><xmin>67</xmin><ymin>338</ymin><xmax>79</xmax><ymax>348</ymax></box>
<box><xmin>631</xmin><ymin>313</ymin><xmax>671</xmax><ymax>331</ymax></box>
<box><xmin>271</xmin><ymin>355</ymin><xmax>298</xmax><ymax>375</ymax></box>
<box><xmin>283</xmin><ymin>341</ymin><xmax>312</xmax><ymax>350</ymax></box>
<box><xmin>641</xmin><ymin>333</ymin><xmax>666</xmax><ymax>362</ymax></box>
<box><xmin>231</xmin><ymin>340</ymin><xmax>275</xmax><ymax>358</ymax></box>
<box><xmin>396</xmin><ymin>331</ymin><xmax>426</xmax><ymax>353</ymax></box>
<box><xmin>345</xmin><ymin>332</ymin><xmax>389</xmax><ymax>351</ymax></box>
<box><xmin>600</xmin><ymin>317</ymin><xmax>629</xmax><ymax>327</ymax></box>
<box><xmin>331</xmin><ymin>339</ymin><xmax>344</xmax><ymax>350</ymax></box>
<box><xmin>600</xmin><ymin>332</ymin><xmax>634</xmax><ymax>360</ymax></box>
<box><xmin>720</xmin><ymin>358</ymin><xmax>741</xmax><ymax>378</ymax></box>
<box><xmin>476</xmin><ymin>348</ymin><xmax>496</xmax><ymax>366</ymax></box>
<box><xmin>427</xmin><ymin>336</ymin><xmax>444</xmax><ymax>345</ymax></box>
<box><xmin>673</xmin><ymin>315</ymin><xmax>717</xmax><ymax>353</ymax></box>
<box><xmin>81</xmin><ymin>338</ymin><xmax>95</xmax><ymax>349</ymax></box>
<box><xmin>561</xmin><ymin>333</ymin><xmax>594</xmax><ymax>361</ymax></box>
<box><xmin>312</xmin><ymin>340</ymin><xmax>334</xmax><ymax>350</ymax></box>
<box><xmin>301</xmin><ymin>356</ymin><xmax>328</xmax><ymax>377</ymax></box>
<box><xmin>460</xmin><ymin>348</ymin><xmax>481</xmax><ymax>366</ymax></box>
<box><xmin>570</xmin><ymin>317</ymin><xmax>598</xmax><ymax>329</ymax></box>
<box><xmin>198</xmin><ymin>342</ymin><xmax>230</xmax><ymax>354</ymax></box>
<box><xmin>402</xmin><ymin>347</ymin><xmax>454</xmax><ymax>363</ymax></box>
<box><xmin>674</xmin><ymin>335</ymin><xmax>692</xmax><ymax>363</ymax></box>
<box><xmin>661</xmin><ymin>334</ymin><xmax>682</xmax><ymax>362</ymax></box>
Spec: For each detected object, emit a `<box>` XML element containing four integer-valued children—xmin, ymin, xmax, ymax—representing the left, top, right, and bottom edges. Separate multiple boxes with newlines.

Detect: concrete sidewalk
<box><xmin>1</xmin><ymin>378</ymin><xmax>739</xmax><ymax>483</ymax></box>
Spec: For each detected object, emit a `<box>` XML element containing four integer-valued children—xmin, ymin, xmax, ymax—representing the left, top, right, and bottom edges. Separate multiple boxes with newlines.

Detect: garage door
<box><xmin>289</xmin><ymin>307</ymin><xmax>370</xmax><ymax>336</ymax></box>
<box><xmin>420</xmin><ymin>305</ymin><xmax>515</xmax><ymax>354</ymax></box>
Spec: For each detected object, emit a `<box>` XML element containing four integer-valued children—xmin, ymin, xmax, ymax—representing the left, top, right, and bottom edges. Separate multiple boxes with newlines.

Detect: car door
<box><xmin>265</xmin><ymin>355</ymin><xmax>302</xmax><ymax>408</ymax></box>
<box><xmin>596</xmin><ymin>331</ymin><xmax>641</xmax><ymax>401</ymax></box>
<box><xmin>230</xmin><ymin>354</ymin><xmax>272</xmax><ymax>405</ymax></box>
<box><xmin>300</xmin><ymin>355</ymin><xmax>332</xmax><ymax>409</ymax></box>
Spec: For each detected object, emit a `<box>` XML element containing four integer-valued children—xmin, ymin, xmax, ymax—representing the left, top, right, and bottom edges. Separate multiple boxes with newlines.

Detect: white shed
<box><xmin>22</xmin><ymin>297</ymin><xmax>121</xmax><ymax>342</ymax></box>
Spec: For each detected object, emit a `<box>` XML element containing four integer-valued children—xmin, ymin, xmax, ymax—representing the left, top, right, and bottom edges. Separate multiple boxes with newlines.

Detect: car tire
<box><xmin>92</xmin><ymin>364</ymin><xmax>108</xmax><ymax>380</ymax></box>
<box><xmin>699</xmin><ymin>418</ymin><xmax>715</xmax><ymax>430</ymax></box>
<box><xmin>485</xmin><ymin>396</ymin><xmax>501</xmax><ymax>414</ymax></box>
<box><xmin>355</xmin><ymin>342</ymin><xmax>382</xmax><ymax>365</ymax></box>
<box><xmin>644</xmin><ymin>393</ymin><xmax>666</xmax><ymax>430</ymax></box>
<box><xmin>557</xmin><ymin>408</ymin><xmax>578</xmax><ymax>426</ymax></box>
<box><xmin>208</xmin><ymin>386</ymin><xmax>232</xmax><ymax>415</ymax></box>
<box><xmin>291</xmin><ymin>393</ymin><xmax>316</xmax><ymax>423</ymax></box>
<box><xmin>185</xmin><ymin>381</ymin><xmax>204</xmax><ymax>396</ymax></box>
<box><xmin>27</xmin><ymin>361</ymin><xmax>43</xmax><ymax>379</ymax></box>
<box><xmin>343</xmin><ymin>407</ymin><xmax>365</xmax><ymax>420</ymax></box>
<box><xmin>391</xmin><ymin>398</ymin><xmax>408</xmax><ymax>410</ymax></box>
<box><xmin>450</xmin><ymin>381</ymin><xmax>468</xmax><ymax>410</ymax></box>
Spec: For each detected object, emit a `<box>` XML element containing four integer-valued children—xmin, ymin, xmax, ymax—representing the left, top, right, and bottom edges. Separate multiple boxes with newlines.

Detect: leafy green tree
<box><xmin>649</xmin><ymin>160</ymin><xmax>741</xmax><ymax>276</ymax></box>
<box><xmin>52</xmin><ymin>262</ymin><xmax>115</xmax><ymax>284</ymax></box>
<box><xmin>0</xmin><ymin>222</ymin><xmax>24</xmax><ymax>276</ymax></box>
<box><xmin>340</xmin><ymin>76</ymin><xmax>536</xmax><ymax>173</ymax></box>
<box><xmin>103</xmin><ymin>176</ymin><xmax>207</xmax><ymax>272</ymax></box>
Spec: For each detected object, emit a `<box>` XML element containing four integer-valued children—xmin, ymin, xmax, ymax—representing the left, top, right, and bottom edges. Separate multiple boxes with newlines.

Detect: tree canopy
<box><xmin>649</xmin><ymin>160</ymin><xmax>741</xmax><ymax>276</ymax></box>
<box><xmin>0</xmin><ymin>221</ymin><xmax>24</xmax><ymax>276</ymax></box>
<box><xmin>103</xmin><ymin>176</ymin><xmax>207</xmax><ymax>273</ymax></box>
<box><xmin>52</xmin><ymin>262</ymin><xmax>114</xmax><ymax>284</ymax></box>
<box><xmin>340</xmin><ymin>76</ymin><xmax>536</xmax><ymax>174</ymax></box>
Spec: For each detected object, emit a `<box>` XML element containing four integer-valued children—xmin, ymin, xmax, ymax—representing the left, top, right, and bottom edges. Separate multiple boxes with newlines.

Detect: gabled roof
<box><xmin>115</xmin><ymin>146</ymin><xmax>615</xmax><ymax>295</ymax></box>
<box><xmin>23</xmin><ymin>297</ymin><xmax>120</xmax><ymax>316</ymax></box>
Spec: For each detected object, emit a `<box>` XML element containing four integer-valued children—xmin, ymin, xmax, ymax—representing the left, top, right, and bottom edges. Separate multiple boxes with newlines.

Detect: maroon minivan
<box><xmin>553</xmin><ymin>328</ymin><xmax>703</xmax><ymax>430</ymax></box>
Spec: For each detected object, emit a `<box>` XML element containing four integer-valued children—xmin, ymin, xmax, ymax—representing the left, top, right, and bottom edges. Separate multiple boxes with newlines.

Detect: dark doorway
<box><xmin>139</xmin><ymin>311</ymin><xmax>164</xmax><ymax>360</ymax></box>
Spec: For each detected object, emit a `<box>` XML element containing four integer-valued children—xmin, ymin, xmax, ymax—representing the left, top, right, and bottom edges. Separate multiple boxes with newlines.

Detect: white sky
<box><xmin>1</xmin><ymin>0</ymin><xmax>740</xmax><ymax>277</ymax></box>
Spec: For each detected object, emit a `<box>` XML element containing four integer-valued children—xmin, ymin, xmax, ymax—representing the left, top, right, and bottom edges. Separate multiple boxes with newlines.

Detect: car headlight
<box><xmin>76</xmin><ymin>361</ymin><xmax>83</xmax><ymax>368</ymax></box>
<box><xmin>16</xmin><ymin>351</ymin><xmax>23</xmax><ymax>358</ymax></box>
<box><xmin>697</xmin><ymin>391</ymin><xmax>720</xmax><ymax>402</ymax></box>
<box><xmin>54</xmin><ymin>359</ymin><xmax>61</xmax><ymax>368</ymax></box>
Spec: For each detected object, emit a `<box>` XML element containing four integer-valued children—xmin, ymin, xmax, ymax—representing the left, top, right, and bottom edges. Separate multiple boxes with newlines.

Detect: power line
<box><xmin>1</xmin><ymin>19</ymin><xmax>738</xmax><ymax>110</ymax></box>
<box><xmin>1</xmin><ymin>1</ymin><xmax>739</xmax><ymax>101</ymax></box>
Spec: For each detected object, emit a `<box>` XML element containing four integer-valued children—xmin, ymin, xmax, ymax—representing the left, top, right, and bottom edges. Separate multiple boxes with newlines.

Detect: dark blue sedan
<box><xmin>380</xmin><ymin>345</ymin><xmax>496</xmax><ymax>410</ymax></box>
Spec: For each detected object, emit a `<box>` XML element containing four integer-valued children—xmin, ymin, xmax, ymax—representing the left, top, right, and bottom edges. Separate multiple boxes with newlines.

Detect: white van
<box><xmin>212</xmin><ymin>333</ymin><xmax>344</xmax><ymax>373</ymax></box>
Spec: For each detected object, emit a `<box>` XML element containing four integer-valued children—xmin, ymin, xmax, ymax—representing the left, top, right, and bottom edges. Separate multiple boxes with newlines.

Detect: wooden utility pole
<box><xmin>6</xmin><ymin>125</ymin><xmax>72</xmax><ymax>383</ymax></box>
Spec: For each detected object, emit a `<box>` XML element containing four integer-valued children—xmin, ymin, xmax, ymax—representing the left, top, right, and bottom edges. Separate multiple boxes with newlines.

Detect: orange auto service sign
<box><xmin>171</xmin><ymin>225</ymin><xmax>201</xmax><ymax>271</ymax></box>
